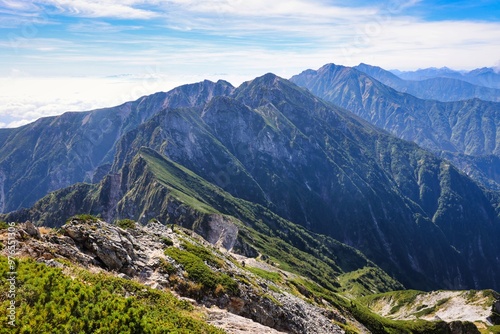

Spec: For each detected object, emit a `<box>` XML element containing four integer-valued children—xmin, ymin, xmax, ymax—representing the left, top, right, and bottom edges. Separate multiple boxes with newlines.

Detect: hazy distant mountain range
<box><xmin>391</xmin><ymin>66</ymin><xmax>500</xmax><ymax>89</ymax></box>
<box><xmin>355</xmin><ymin>63</ymin><xmax>500</xmax><ymax>102</ymax></box>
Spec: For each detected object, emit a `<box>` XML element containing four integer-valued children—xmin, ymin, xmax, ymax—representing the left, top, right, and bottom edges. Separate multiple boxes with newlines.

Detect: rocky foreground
<box><xmin>1</xmin><ymin>219</ymin><xmax>351</xmax><ymax>334</ymax></box>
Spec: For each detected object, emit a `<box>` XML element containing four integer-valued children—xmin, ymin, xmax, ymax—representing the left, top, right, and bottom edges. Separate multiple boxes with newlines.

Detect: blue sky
<box><xmin>1</xmin><ymin>0</ymin><xmax>499</xmax><ymax>127</ymax></box>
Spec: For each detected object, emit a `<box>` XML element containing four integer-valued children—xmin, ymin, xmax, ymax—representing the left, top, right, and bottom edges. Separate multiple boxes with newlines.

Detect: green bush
<box><xmin>115</xmin><ymin>219</ymin><xmax>136</xmax><ymax>230</ymax></box>
<box><xmin>181</xmin><ymin>241</ymin><xmax>225</xmax><ymax>269</ymax></box>
<box><xmin>166</xmin><ymin>245</ymin><xmax>238</xmax><ymax>296</ymax></box>
<box><xmin>161</xmin><ymin>236</ymin><xmax>174</xmax><ymax>247</ymax></box>
<box><xmin>158</xmin><ymin>258</ymin><xmax>176</xmax><ymax>275</ymax></box>
<box><xmin>0</xmin><ymin>256</ymin><xmax>224</xmax><ymax>334</ymax></box>
<box><xmin>488</xmin><ymin>325</ymin><xmax>500</xmax><ymax>334</ymax></box>
<box><xmin>70</xmin><ymin>214</ymin><xmax>99</xmax><ymax>223</ymax></box>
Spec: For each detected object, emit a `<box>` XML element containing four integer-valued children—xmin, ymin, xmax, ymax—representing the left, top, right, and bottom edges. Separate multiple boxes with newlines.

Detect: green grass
<box><xmin>180</xmin><ymin>241</ymin><xmax>225</xmax><ymax>269</ymax></box>
<box><xmin>339</xmin><ymin>267</ymin><xmax>402</xmax><ymax>298</ymax></box>
<box><xmin>413</xmin><ymin>306</ymin><xmax>436</xmax><ymax>318</ymax></box>
<box><xmin>165</xmin><ymin>242</ymin><xmax>238</xmax><ymax>296</ymax></box>
<box><xmin>412</xmin><ymin>297</ymin><xmax>450</xmax><ymax>318</ymax></box>
<box><xmin>486</xmin><ymin>325</ymin><xmax>500</xmax><ymax>334</ymax></box>
<box><xmin>246</xmin><ymin>266</ymin><xmax>282</xmax><ymax>283</ymax></box>
<box><xmin>0</xmin><ymin>256</ymin><xmax>225</xmax><ymax>334</ymax></box>
<box><xmin>140</xmin><ymin>148</ymin><xmax>221</xmax><ymax>214</ymax></box>
<box><xmin>359</xmin><ymin>290</ymin><xmax>423</xmax><ymax>315</ymax></box>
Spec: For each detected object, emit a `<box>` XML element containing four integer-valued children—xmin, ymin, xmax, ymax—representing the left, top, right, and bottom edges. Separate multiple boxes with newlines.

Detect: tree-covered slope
<box><xmin>291</xmin><ymin>63</ymin><xmax>500</xmax><ymax>190</ymax></box>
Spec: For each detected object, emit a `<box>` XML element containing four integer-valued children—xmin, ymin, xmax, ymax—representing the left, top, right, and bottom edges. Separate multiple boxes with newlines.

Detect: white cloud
<box><xmin>165</xmin><ymin>0</ymin><xmax>377</xmax><ymax>18</ymax></box>
<box><xmin>1</xmin><ymin>0</ymin><xmax>161</xmax><ymax>20</ymax></box>
<box><xmin>0</xmin><ymin>0</ymin><xmax>40</xmax><ymax>12</ymax></box>
<box><xmin>0</xmin><ymin>119</ymin><xmax>32</xmax><ymax>128</ymax></box>
<box><xmin>495</xmin><ymin>60</ymin><xmax>500</xmax><ymax>73</ymax></box>
<box><xmin>45</xmin><ymin>0</ymin><xmax>159</xmax><ymax>19</ymax></box>
<box><xmin>0</xmin><ymin>72</ymin><xmax>249</xmax><ymax>128</ymax></box>
<box><xmin>68</xmin><ymin>21</ymin><xmax>143</xmax><ymax>33</ymax></box>
<box><xmin>337</xmin><ymin>19</ymin><xmax>500</xmax><ymax>70</ymax></box>
<box><xmin>0</xmin><ymin>76</ymin><xmax>163</xmax><ymax>127</ymax></box>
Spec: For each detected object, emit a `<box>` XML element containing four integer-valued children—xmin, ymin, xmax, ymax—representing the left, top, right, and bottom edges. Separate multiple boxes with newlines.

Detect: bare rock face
<box><xmin>62</xmin><ymin>218</ymin><xmax>139</xmax><ymax>275</ymax></box>
<box><xmin>235</xmin><ymin>291</ymin><xmax>345</xmax><ymax>334</ymax></box>
<box><xmin>183</xmin><ymin>213</ymin><xmax>258</xmax><ymax>258</ymax></box>
<box><xmin>194</xmin><ymin>214</ymin><xmax>239</xmax><ymax>251</ymax></box>
<box><xmin>494</xmin><ymin>299</ymin><xmax>500</xmax><ymax>315</ymax></box>
<box><xmin>22</xmin><ymin>221</ymin><xmax>41</xmax><ymax>239</ymax></box>
<box><xmin>490</xmin><ymin>299</ymin><xmax>500</xmax><ymax>325</ymax></box>
<box><xmin>207</xmin><ymin>307</ymin><xmax>288</xmax><ymax>334</ymax></box>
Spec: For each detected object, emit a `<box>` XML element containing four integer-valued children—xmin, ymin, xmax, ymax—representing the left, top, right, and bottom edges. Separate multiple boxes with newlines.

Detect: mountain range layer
<box><xmin>291</xmin><ymin>63</ymin><xmax>500</xmax><ymax>157</ymax></box>
<box><xmin>391</xmin><ymin>66</ymin><xmax>500</xmax><ymax>90</ymax></box>
<box><xmin>355</xmin><ymin>63</ymin><xmax>500</xmax><ymax>102</ymax></box>
<box><xmin>291</xmin><ymin>63</ymin><xmax>500</xmax><ymax>191</ymax></box>
<box><xmin>3</xmin><ymin>73</ymin><xmax>500</xmax><ymax>293</ymax></box>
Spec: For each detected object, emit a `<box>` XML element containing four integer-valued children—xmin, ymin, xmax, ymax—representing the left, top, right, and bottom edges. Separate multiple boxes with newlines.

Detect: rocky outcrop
<box><xmin>489</xmin><ymin>299</ymin><xmax>500</xmax><ymax>325</ymax></box>
<box><xmin>23</xmin><ymin>221</ymin><xmax>41</xmax><ymax>239</ymax></box>
<box><xmin>230</xmin><ymin>291</ymin><xmax>345</xmax><ymax>334</ymax></box>
<box><xmin>207</xmin><ymin>307</ymin><xmax>288</xmax><ymax>334</ymax></box>
<box><xmin>192</xmin><ymin>214</ymin><xmax>239</xmax><ymax>250</ymax></box>
<box><xmin>62</xmin><ymin>219</ymin><xmax>139</xmax><ymax>276</ymax></box>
